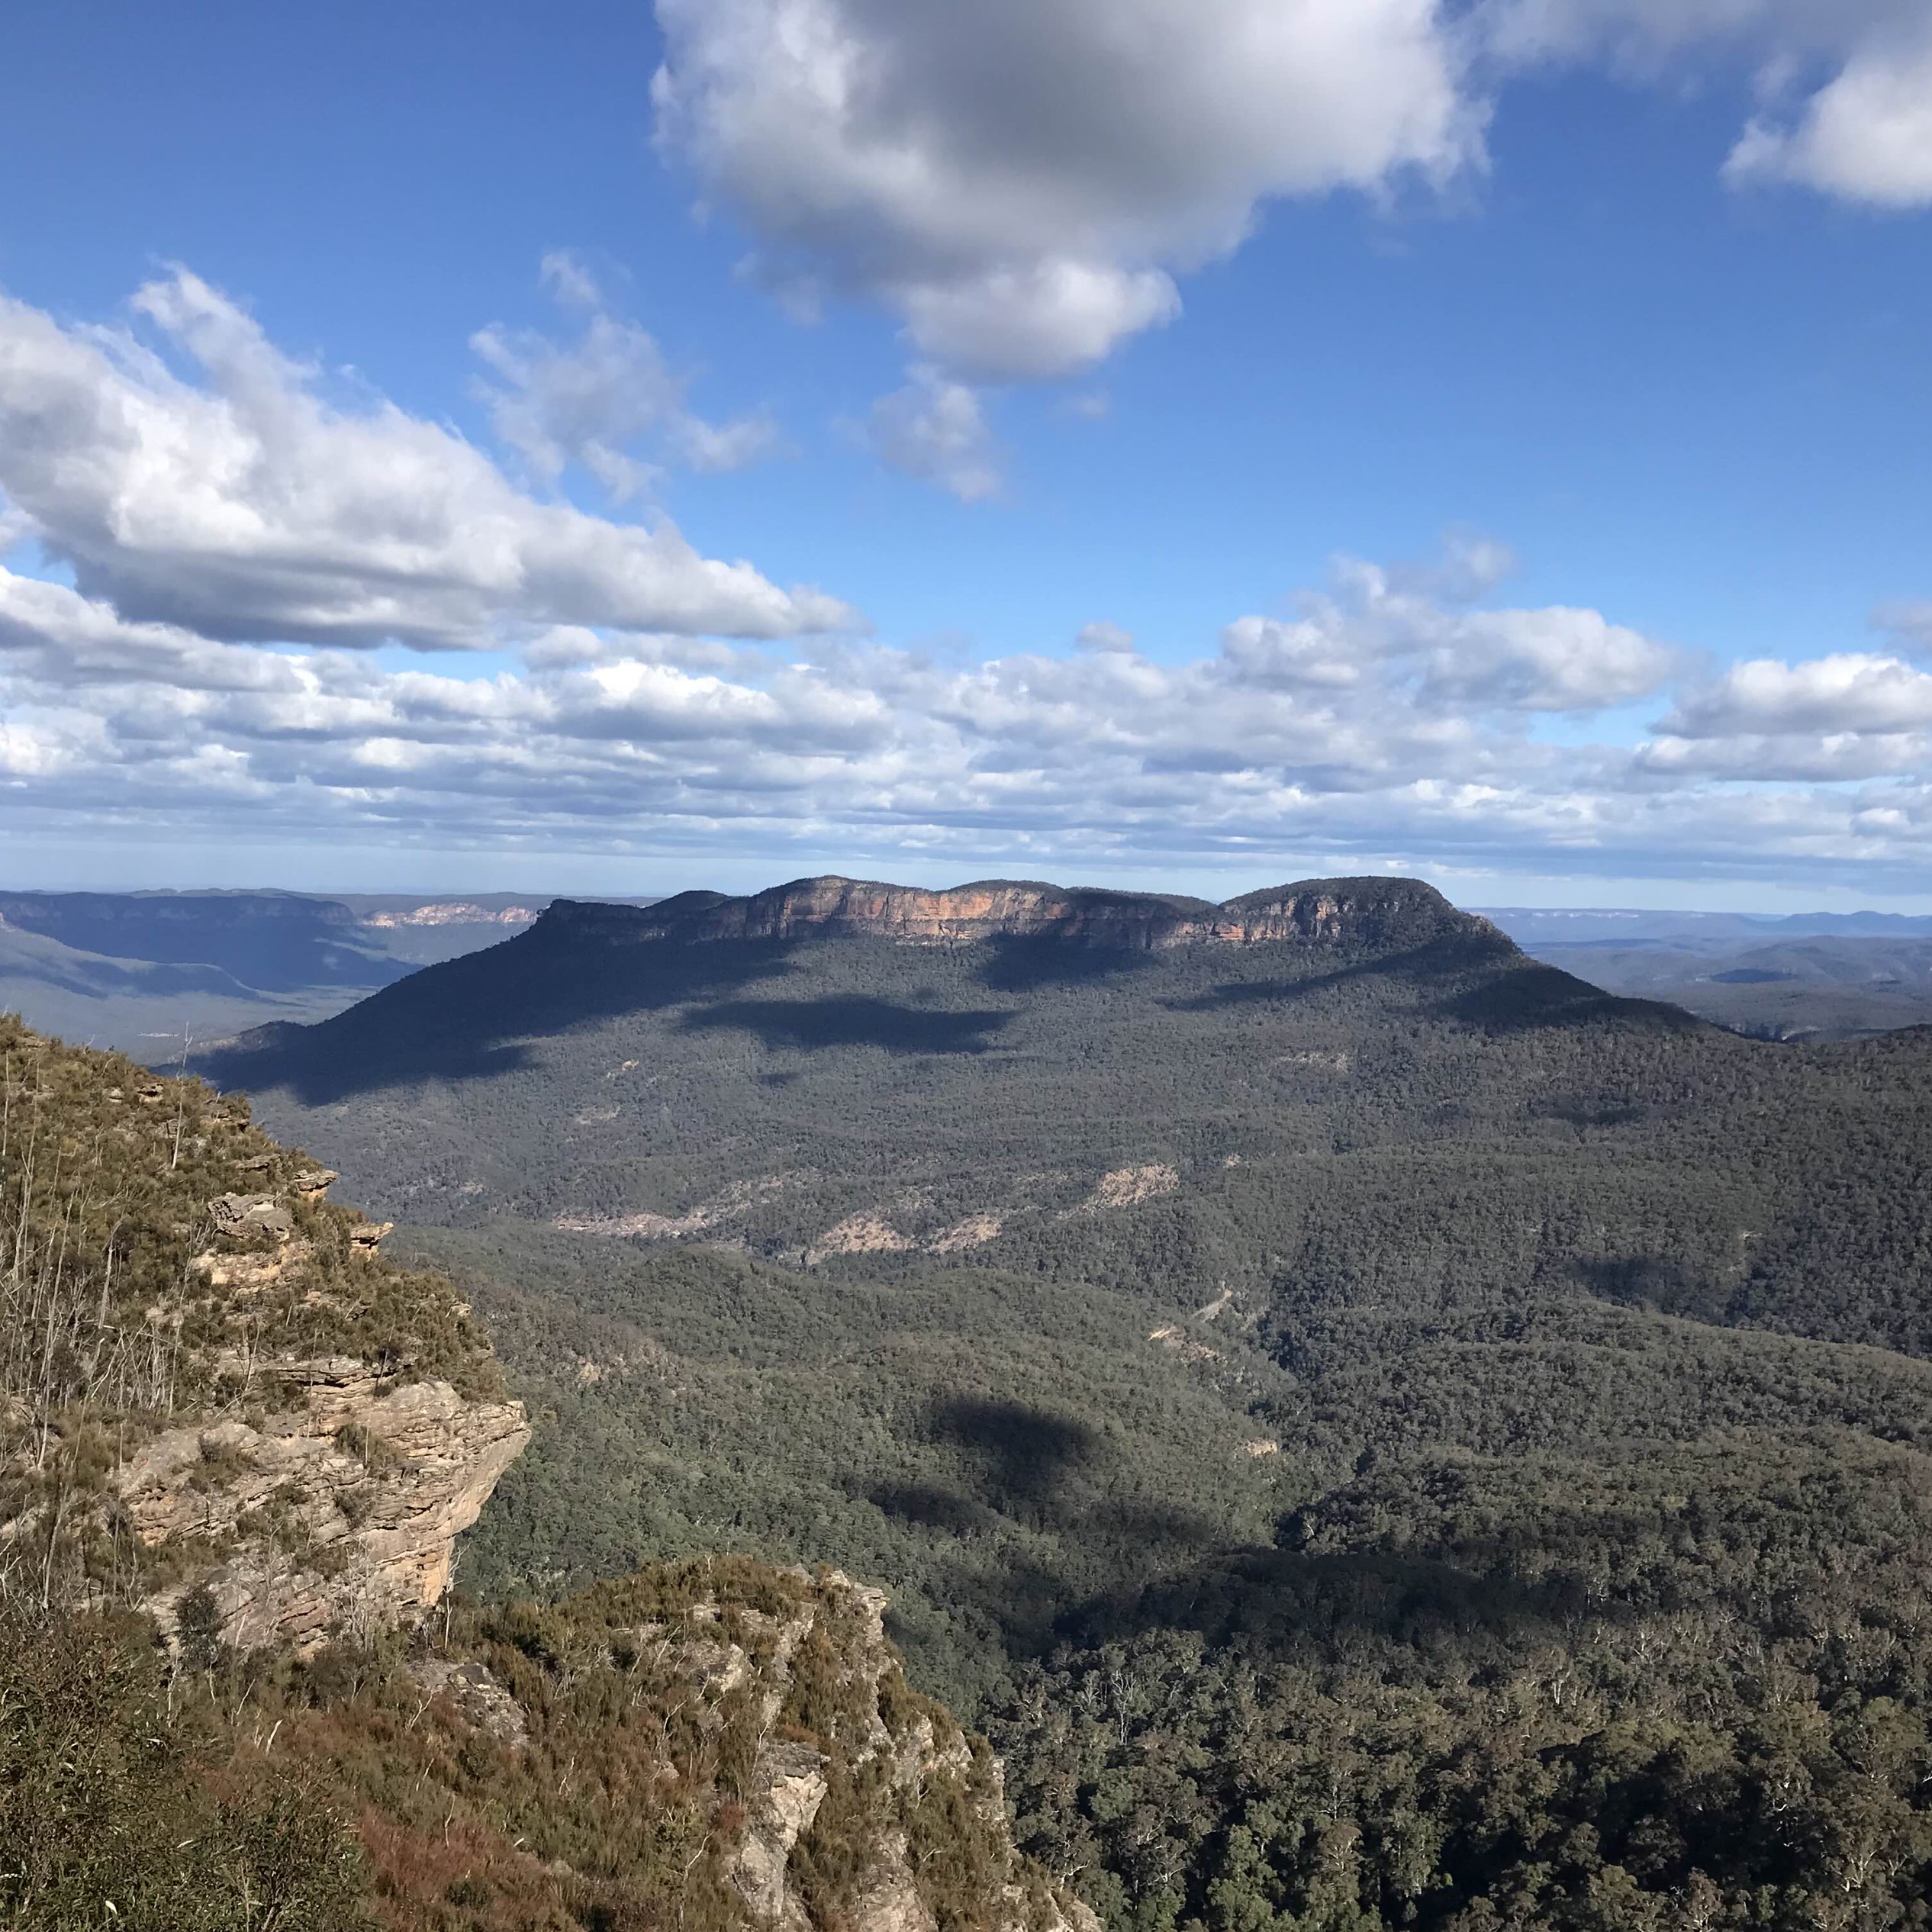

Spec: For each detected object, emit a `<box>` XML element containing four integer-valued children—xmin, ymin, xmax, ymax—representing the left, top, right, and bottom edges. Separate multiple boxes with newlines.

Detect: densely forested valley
<box><xmin>19</xmin><ymin>871</ymin><xmax>1932</xmax><ymax>1930</ymax></box>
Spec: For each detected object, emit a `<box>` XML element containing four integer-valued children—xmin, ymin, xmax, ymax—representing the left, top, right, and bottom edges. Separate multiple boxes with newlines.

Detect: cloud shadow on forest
<box><xmin>1163</xmin><ymin>940</ymin><xmax>1467</xmax><ymax>1015</ymax></box>
<box><xmin>681</xmin><ymin>996</ymin><xmax>1015</xmax><ymax>1056</ymax></box>
<box><xmin>926</xmin><ymin>1396</ymin><xmax>1098</xmax><ymax>1507</ymax></box>
<box><xmin>868</xmin><ymin>1396</ymin><xmax>1675</xmax><ymax>1666</ymax></box>
<box><xmin>974</xmin><ymin>935</ymin><xmax>1160</xmax><ymax>993</ymax></box>
<box><xmin>1428</xmin><ymin>964</ymin><xmax>1701</xmax><ymax>1035</ymax></box>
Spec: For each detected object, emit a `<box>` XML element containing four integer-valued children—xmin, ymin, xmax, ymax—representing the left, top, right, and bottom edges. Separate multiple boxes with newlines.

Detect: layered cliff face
<box><xmin>539</xmin><ymin>872</ymin><xmax>1498</xmax><ymax>955</ymax></box>
<box><xmin>119</xmin><ymin>1359</ymin><xmax>528</xmax><ymax>1653</ymax></box>
<box><xmin>0</xmin><ymin>1016</ymin><xmax>526</xmax><ymax>1652</ymax></box>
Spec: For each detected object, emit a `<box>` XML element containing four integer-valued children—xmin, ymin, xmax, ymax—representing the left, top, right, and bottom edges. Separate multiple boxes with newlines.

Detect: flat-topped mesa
<box><xmin>537</xmin><ymin>873</ymin><xmax>1499</xmax><ymax>954</ymax></box>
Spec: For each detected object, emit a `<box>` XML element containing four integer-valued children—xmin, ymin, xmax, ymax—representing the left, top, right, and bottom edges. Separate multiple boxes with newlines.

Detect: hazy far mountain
<box><xmin>0</xmin><ymin>890</ymin><xmax>569</xmax><ymax>1054</ymax></box>
<box><xmin>1483</xmin><ymin>905</ymin><xmax>1932</xmax><ymax>1038</ymax></box>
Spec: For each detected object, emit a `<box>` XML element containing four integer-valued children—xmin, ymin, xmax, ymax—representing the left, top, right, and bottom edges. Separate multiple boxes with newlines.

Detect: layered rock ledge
<box><xmin>121</xmin><ymin>1357</ymin><xmax>528</xmax><ymax>1653</ymax></box>
<box><xmin>539</xmin><ymin>873</ymin><xmax>1498</xmax><ymax>955</ymax></box>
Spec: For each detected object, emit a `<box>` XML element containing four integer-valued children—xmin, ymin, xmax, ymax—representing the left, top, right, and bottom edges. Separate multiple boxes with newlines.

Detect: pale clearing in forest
<box><xmin>1078</xmin><ymin>1164</ymin><xmax>1180</xmax><ymax>1212</ymax></box>
<box><xmin>807</xmin><ymin>1212</ymin><xmax>916</xmax><ymax>1264</ymax></box>
<box><xmin>929</xmin><ymin>1211</ymin><xmax>1004</xmax><ymax>1253</ymax></box>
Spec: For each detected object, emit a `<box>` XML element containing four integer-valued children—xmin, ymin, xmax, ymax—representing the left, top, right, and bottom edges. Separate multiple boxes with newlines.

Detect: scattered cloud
<box><xmin>2</xmin><ymin>277</ymin><xmax>1927</xmax><ymax>889</ymax></box>
<box><xmin>649</xmin><ymin>0</ymin><xmax>1932</xmax><ymax>423</ymax></box>
<box><xmin>1481</xmin><ymin>1</ymin><xmax>1932</xmax><ymax>207</ymax></box>
<box><xmin>0</xmin><ymin>270</ymin><xmax>849</xmax><ymax>651</ymax></box>
<box><xmin>472</xmin><ymin>251</ymin><xmax>781</xmax><ymax>500</ymax></box>
<box><xmin>4</xmin><ymin>524</ymin><xmax>1930</xmax><ymax>889</ymax></box>
<box><xmin>1222</xmin><ymin>555</ymin><xmax>1675</xmax><ymax>711</ymax></box>
<box><xmin>864</xmin><ymin>369</ymin><xmax>1002</xmax><ymax>502</ymax></box>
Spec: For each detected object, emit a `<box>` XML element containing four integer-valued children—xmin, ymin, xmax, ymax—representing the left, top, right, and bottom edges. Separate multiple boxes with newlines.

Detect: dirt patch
<box><xmin>929</xmin><ymin>1212</ymin><xmax>1004</xmax><ymax>1253</ymax></box>
<box><xmin>1078</xmin><ymin>1164</ymin><xmax>1180</xmax><ymax>1212</ymax></box>
<box><xmin>553</xmin><ymin>1174</ymin><xmax>798</xmax><ymax>1242</ymax></box>
<box><xmin>1148</xmin><ymin>1324</ymin><xmax>1219</xmax><ymax>1364</ymax></box>
<box><xmin>806</xmin><ymin>1212</ymin><xmax>916</xmax><ymax>1265</ymax></box>
<box><xmin>554</xmin><ymin>1206</ymin><xmax>713</xmax><ymax>1240</ymax></box>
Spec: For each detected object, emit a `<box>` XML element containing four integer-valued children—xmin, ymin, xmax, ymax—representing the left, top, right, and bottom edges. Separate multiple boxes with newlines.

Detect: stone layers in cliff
<box><xmin>418</xmin><ymin>1565</ymin><xmax>1101</xmax><ymax>1932</ymax></box>
<box><xmin>121</xmin><ymin>1355</ymin><xmax>528</xmax><ymax>1653</ymax></box>
<box><xmin>0</xmin><ymin>1018</ymin><xmax>527</xmax><ymax>1657</ymax></box>
<box><xmin>539</xmin><ymin>873</ymin><xmax>1502</xmax><ymax>957</ymax></box>
<box><xmin>705</xmin><ymin>1571</ymin><xmax>1098</xmax><ymax>1932</ymax></box>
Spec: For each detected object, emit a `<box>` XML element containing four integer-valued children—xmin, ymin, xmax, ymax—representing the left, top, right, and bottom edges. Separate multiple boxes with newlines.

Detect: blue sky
<box><xmin>2</xmin><ymin>0</ymin><xmax>1931</xmax><ymax>906</ymax></box>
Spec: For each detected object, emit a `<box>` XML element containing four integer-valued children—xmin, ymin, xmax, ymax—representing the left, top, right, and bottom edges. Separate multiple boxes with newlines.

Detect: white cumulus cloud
<box><xmin>0</xmin><ymin>270</ymin><xmax>851</xmax><ymax>651</ymax></box>
<box><xmin>651</xmin><ymin>0</ymin><xmax>1481</xmax><ymax>380</ymax></box>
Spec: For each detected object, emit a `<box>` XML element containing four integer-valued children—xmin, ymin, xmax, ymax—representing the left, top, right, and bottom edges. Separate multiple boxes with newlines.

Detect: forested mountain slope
<box><xmin>208</xmin><ymin>874</ymin><xmax>1932</xmax><ymax>1358</ymax></box>
<box><xmin>1485</xmin><ymin>904</ymin><xmax>1932</xmax><ymax>1041</ymax></box>
<box><xmin>198</xmin><ymin>876</ymin><xmax>1932</xmax><ymax>1929</ymax></box>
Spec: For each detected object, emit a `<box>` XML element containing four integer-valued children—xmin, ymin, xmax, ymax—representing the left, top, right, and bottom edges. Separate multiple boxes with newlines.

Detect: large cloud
<box><xmin>5</xmin><ymin>543</ymin><xmax>1931</xmax><ymax>890</ymax></box>
<box><xmin>0</xmin><ymin>272</ymin><xmax>852</xmax><ymax>651</ymax></box>
<box><xmin>649</xmin><ymin>0</ymin><xmax>1932</xmax><ymax>423</ymax></box>
<box><xmin>651</xmin><ymin>0</ymin><xmax>1480</xmax><ymax>381</ymax></box>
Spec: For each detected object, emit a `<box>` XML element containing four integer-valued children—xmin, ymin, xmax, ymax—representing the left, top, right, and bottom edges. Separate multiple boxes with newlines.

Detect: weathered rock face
<box><xmin>0</xmin><ymin>1018</ymin><xmax>525</xmax><ymax>1655</ymax></box>
<box><xmin>569</xmin><ymin>1570</ymin><xmax>1100</xmax><ymax>1932</ymax></box>
<box><xmin>539</xmin><ymin>873</ymin><xmax>1496</xmax><ymax>957</ymax></box>
<box><xmin>256</xmin><ymin>1560</ymin><xmax>1100</xmax><ymax>1932</ymax></box>
<box><xmin>120</xmin><ymin>1357</ymin><xmax>528</xmax><ymax>1653</ymax></box>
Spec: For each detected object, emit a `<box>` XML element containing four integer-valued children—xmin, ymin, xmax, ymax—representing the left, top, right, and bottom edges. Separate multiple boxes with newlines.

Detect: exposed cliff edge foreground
<box><xmin>0</xmin><ymin>1016</ymin><xmax>526</xmax><ymax>1652</ymax></box>
<box><xmin>0</xmin><ymin>1017</ymin><xmax>1097</xmax><ymax>1932</ymax></box>
<box><xmin>323</xmin><ymin>1560</ymin><xmax>1101</xmax><ymax>1931</ymax></box>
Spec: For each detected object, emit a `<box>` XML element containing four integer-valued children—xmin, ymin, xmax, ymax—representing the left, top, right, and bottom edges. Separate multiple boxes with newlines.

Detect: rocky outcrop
<box><xmin>598</xmin><ymin>1570</ymin><xmax>1099</xmax><ymax>1932</ymax></box>
<box><xmin>253</xmin><ymin>1559</ymin><xmax>1101</xmax><ymax>1932</ymax></box>
<box><xmin>120</xmin><ymin>1358</ymin><xmax>527</xmax><ymax>1653</ymax></box>
<box><xmin>536</xmin><ymin>873</ymin><xmax>1498</xmax><ymax>956</ymax></box>
<box><xmin>0</xmin><ymin>1019</ymin><xmax>525</xmax><ymax>1656</ymax></box>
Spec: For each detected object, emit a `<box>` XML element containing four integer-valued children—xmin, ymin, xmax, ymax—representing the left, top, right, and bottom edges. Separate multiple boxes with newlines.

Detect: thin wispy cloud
<box><xmin>472</xmin><ymin>252</ymin><xmax>781</xmax><ymax>501</ymax></box>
